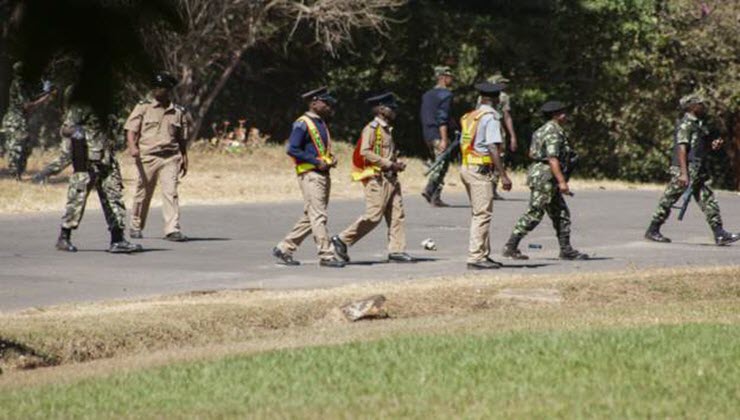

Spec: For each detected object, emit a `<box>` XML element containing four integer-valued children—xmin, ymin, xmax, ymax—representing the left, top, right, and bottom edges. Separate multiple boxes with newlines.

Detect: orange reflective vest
<box><xmin>459</xmin><ymin>109</ymin><xmax>494</xmax><ymax>166</ymax></box>
<box><xmin>294</xmin><ymin>115</ymin><xmax>334</xmax><ymax>175</ymax></box>
<box><xmin>351</xmin><ymin>124</ymin><xmax>383</xmax><ymax>182</ymax></box>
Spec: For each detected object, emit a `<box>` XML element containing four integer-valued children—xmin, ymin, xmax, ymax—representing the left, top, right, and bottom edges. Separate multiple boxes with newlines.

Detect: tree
<box><xmin>142</xmin><ymin>0</ymin><xmax>405</xmax><ymax>142</ymax></box>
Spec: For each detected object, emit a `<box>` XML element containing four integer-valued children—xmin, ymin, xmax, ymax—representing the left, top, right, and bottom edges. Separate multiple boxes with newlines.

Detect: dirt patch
<box><xmin>0</xmin><ymin>266</ymin><xmax>738</xmax><ymax>375</ymax></box>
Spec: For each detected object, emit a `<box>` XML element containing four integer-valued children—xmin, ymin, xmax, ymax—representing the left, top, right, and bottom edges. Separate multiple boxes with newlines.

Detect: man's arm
<box><xmin>486</xmin><ymin>117</ymin><xmax>511</xmax><ymax>190</ymax></box>
<box><xmin>548</xmin><ymin>157</ymin><xmax>570</xmax><ymax>195</ymax></box>
<box><xmin>677</xmin><ymin>144</ymin><xmax>689</xmax><ymax>188</ymax></box>
<box><xmin>360</xmin><ymin>125</ymin><xmax>392</xmax><ymax>169</ymax></box>
<box><xmin>503</xmin><ymin>109</ymin><xmax>517</xmax><ymax>152</ymax></box>
<box><xmin>286</xmin><ymin>121</ymin><xmax>326</xmax><ymax>170</ymax></box>
<box><xmin>123</xmin><ymin>105</ymin><xmax>144</xmax><ymax>158</ymax></box>
<box><xmin>435</xmin><ymin>93</ymin><xmax>453</xmax><ymax>149</ymax></box>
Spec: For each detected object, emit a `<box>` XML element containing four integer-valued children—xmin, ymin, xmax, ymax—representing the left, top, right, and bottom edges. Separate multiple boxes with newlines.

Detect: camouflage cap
<box><xmin>487</xmin><ymin>72</ymin><xmax>510</xmax><ymax>83</ymax></box>
<box><xmin>434</xmin><ymin>66</ymin><xmax>454</xmax><ymax>78</ymax></box>
<box><xmin>12</xmin><ymin>61</ymin><xmax>23</xmax><ymax>74</ymax></box>
<box><xmin>679</xmin><ymin>94</ymin><xmax>706</xmax><ymax>109</ymax></box>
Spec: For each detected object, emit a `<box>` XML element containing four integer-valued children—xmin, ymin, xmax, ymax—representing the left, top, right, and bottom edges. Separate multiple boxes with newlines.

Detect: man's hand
<box><xmin>180</xmin><ymin>155</ymin><xmax>188</xmax><ymax>178</ymax></box>
<box><xmin>391</xmin><ymin>161</ymin><xmax>407</xmax><ymax>173</ymax></box>
<box><xmin>316</xmin><ymin>160</ymin><xmax>329</xmax><ymax>172</ymax></box>
<box><xmin>128</xmin><ymin>146</ymin><xmax>140</xmax><ymax>158</ymax></box>
<box><xmin>501</xmin><ymin>174</ymin><xmax>512</xmax><ymax>191</ymax></box>
<box><xmin>558</xmin><ymin>181</ymin><xmax>571</xmax><ymax>196</ymax></box>
<box><xmin>329</xmin><ymin>156</ymin><xmax>338</xmax><ymax>168</ymax></box>
<box><xmin>438</xmin><ymin>139</ymin><xmax>449</xmax><ymax>153</ymax></box>
<box><xmin>678</xmin><ymin>173</ymin><xmax>689</xmax><ymax>188</ymax></box>
<box><xmin>711</xmin><ymin>138</ymin><xmax>724</xmax><ymax>151</ymax></box>
<box><xmin>509</xmin><ymin>136</ymin><xmax>518</xmax><ymax>153</ymax></box>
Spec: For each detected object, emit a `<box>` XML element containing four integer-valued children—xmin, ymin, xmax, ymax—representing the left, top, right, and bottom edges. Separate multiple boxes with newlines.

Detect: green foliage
<box><xmin>2</xmin><ymin>324</ymin><xmax>740</xmax><ymax>418</ymax></box>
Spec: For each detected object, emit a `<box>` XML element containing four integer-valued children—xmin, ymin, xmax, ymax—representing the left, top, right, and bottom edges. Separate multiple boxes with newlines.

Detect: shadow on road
<box><xmin>184</xmin><ymin>237</ymin><xmax>232</xmax><ymax>242</ymax></box>
<box><xmin>500</xmin><ymin>263</ymin><xmax>553</xmax><ymax>269</ymax></box>
<box><xmin>76</xmin><ymin>248</ymin><xmax>172</xmax><ymax>254</ymax></box>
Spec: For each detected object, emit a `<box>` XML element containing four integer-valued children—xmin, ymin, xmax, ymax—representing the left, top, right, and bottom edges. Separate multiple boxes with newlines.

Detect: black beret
<box><xmin>152</xmin><ymin>71</ymin><xmax>178</xmax><ymax>89</ymax></box>
<box><xmin>365</xmin><ymin>92</ymin><xmax>398</xmax><ymax>109</ymax></box>
<box><xmin>474</xmin><ymin>81</ymin><xmax>505</xmax><ymax>95</ymax></box>
<box><xmin>540</xmin><ymin>101</ymin><xmax>569</xmax><ymax>114</ymax></box>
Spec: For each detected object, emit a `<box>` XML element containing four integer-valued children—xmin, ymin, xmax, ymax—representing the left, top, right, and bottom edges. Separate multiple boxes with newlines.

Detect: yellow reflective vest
<box><xmin>459</xmin><ymin>109</ymin><xmax>495</xmax><ymax>166</ymax></box>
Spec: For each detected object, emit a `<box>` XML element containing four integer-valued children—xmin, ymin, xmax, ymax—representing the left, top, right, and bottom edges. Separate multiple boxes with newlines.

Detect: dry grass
<box><xmin>1</xmin><ymin>265</ymin><xmax>739</xmax><ymax>381</ymax></box>
<box><xmin>0</xmin><ymin>144</ymin><xmax>663</xmax><ymax>214</ymax></box>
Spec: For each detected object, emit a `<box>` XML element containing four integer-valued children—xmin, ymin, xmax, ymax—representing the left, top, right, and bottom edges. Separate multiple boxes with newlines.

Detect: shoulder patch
<box><xmin>138</xmin><ymin>99</ymin><xmax>152</xmax><ymax>105</ymax></box>
<box><xmin>369</xmin><ymin>120</ymin><xmax>379</xmax><ymax>129</ymax></box>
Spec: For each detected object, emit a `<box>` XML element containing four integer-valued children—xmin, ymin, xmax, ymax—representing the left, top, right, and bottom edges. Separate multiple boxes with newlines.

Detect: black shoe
<box><xmin>431</xmin><ymin>197</ymin><xmax>450</xmax><ymax>208</ymax></box>
<box><xmin>319</xmin><ymin>258</ymin><xmax>346</xmax><ymax>268</ymax></box>
<box><xmin>486</xmin><ymin>257</ymin><xmax>504</xmax><ymax>268</ymax></box>
<box><xmin>164</xmin><ymin>232</ymin><xmax>189</xmax><ymax>242</ymax></box>
<box><xmin>559</xmin><ymin>247</ymin><xmax>589</xmax><ymax>260</ymax></box>
<box><xmin>331</xmin><ymin>235</ymin><xmax>350</xmax><ymax>262</ymax></box>
<box><xmin>492</xmin><ymin>191</ymin><xmax>505</xmax><ymax>201</ymax></box>
<box><xmin>388</xmin><ymin>252</ymin><xmax>414</xmax><ymax>263</ymax></box>
<box><xmin>130</xmin><ymin>229</ymin><xmax>143</xmax><ymax>239</ymax></box>
<box><xmin>645</xmin><ymin>222</ymin><xmax>671</xmax><ymax>243</ymax></box>
<box><xmin>421</xmin><ymin>190</ymin><xmax>433</xmax><ymax>204</ymax></box>
<box><xmin>108</xmin><ymin>240</ymin><xmax>143</xmax><ymax>254</ymax></box>
<box><xmin>272</xmin><ymin>247</ymin><xmax>299</xmax><ymax>266</ymax></box>
<box><xmin>467</xmin><ymin>260</ymin><xmax>501</xmax><ymax>270</ymax></box>
<box><xmin>715</xmin><ymin>231</ymin><xmax>740</xmax><ymax>246</ymax></box>
<box><xmin>56</xmin><ymin>237</ymin><xmax>78</xmax><ymax>252</ymax></box>
<box><xmin>502</xmin><ymin>245</ymin><xmax>529</xmax><ymax>260</ymax></box>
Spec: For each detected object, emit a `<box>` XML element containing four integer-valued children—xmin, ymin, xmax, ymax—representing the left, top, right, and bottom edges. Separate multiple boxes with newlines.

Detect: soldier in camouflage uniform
<box><xmin>2</xmin><ymin>62</ymin><xmax>53</xmax><ymax>180</ymax></box>
<box><xmin>55</xmin><ymin>87</ymin><xmax>142</xmax><ymax>254</ymax></box>
<box><xmin>645</xmin><ymin>94</ymin><xmax>739</xmax><ymax>246</ymax></box>
<box><xmin>487</xmin><ymin>73</ymin><xmax>518</xmax><ymax>201</ymax></box>
<box><xmin>502</xmin><ymin>101</ymin><xmax>588</xmax><ymax>260</ymax></box>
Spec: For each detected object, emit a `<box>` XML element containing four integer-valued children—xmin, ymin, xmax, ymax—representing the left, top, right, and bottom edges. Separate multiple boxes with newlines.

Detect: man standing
<box><xmin>460</xmin><ymin>82</ymin><xmax>512</xmax><ymax>270</ymax></box>
<box><xmin>331</xmin><ymin>92</ymin><xmax>413</xmax><ymax>264</ymax></box>
<box><xmin>488</xmin><ymin>73</ymin><xmax>518</xmax><ymax>200</ymax></box>
<box><xmin>272</xmin><ymin>87</ymin><xmax>345</xmax><ymax>268</ymax></box>
<box><xmin>124</xmin><ymin>72</ymin><xmax>190</xmax><ymax>242</ymax></box>
<box><xmin>55</xmin><ymin>87</ymin><xmax>142</xmax><ymax>254</ymax></box>
<box><xmin>502</xmin><ymin>101</ymin><xmax>588</xmax><ymax>261</ymax></box>
<box><xmin>645</xmin><ymin>94</ymin><xmax>739</xmax><ymax>245</ymax></box>
<box><xmin>420</xmin><ymin>65</ymin><xmax>455</xmax><ymax>207</ymax></box>
<box><xmin>2</xmin><ymin>61</ymin><xmax>53</xmax><ymax>179</ymax></box>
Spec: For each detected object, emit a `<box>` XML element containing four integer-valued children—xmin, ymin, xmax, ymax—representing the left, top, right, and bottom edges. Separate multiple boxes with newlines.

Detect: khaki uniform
<box><xmin>461</xmin><ymin>166</ymin><xmax>494</xmax><ymax>262</ymax></box>
<box><xmin>124</xmin><ymin>99</ymin><xmax>189</xmax><ymax>235</ymax></box>
<box><xmin>339</xmin><ymin>117</ymin><xmax>406</xmax><ymax>252</ymax></box>
<box><xmin>278</xmin><ymin>170</ymin><xmax>334</xmax><ymax>259</ymax></box>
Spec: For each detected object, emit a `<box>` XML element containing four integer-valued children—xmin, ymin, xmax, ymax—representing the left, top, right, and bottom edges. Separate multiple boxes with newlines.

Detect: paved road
<box><xmin>1</xmin><ymin>189</ymin><xmax>739</xmax><ymax>312</ymax></box>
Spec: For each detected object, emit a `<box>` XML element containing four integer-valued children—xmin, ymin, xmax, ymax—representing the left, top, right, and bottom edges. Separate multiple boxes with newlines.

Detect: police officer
<box><xmin>272</xmin><ymin>87</ymin><xmax>345</xmax><ymax>268</ymax></box>
<box><xmin>2</xmin><ymin>61</ymin><xmax>53</xmax><ymax>180</ymax></box>
<box><xmin>460</xmin><ymin>82</ymin><xmax>512</xmax><ymax>270</ymax></box>
<box><xmin>645</xmin><ymin>94</ymin><xmax>739</xmax><ymax>245</ymax></box>
<box><xmin>502</xmin><ymin>101</ymin><xmax>588</xmax><ymax>260</ymax></box>
<box><xmin>124</xmin><ymin>72</ymin><xmax>190</xmax><ymax>242</ymax></box>
<box><xmin>55</xmin><ymin>86</ymin><xmax>142</xmax><ymax>253</ymax></box>
<box><xmin>420</xmin><ymin>65</ymin><xmax>455</xmax><ymax>207</ymax></box>
<box><xmin>331</xmin><ymin>92</ymin><xmax>413</xmax><ymax>264</ymax></box>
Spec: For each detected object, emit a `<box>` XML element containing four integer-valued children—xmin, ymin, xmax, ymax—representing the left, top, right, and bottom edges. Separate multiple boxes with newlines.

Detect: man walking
<box><xmin>420</xmin><ymin>65</ymin><xmax>455</xmax><ymax>207</ymax></box>
<box><xmin>331</xmin><ymin>92</ymin><xmax>413</xmax><ymax>264</ymax></box>
<box><xmin>272</xmin><ymin>87</ymin><xmax>345</xmax><ymax>268</ymax></box>
<box><xmin>124</xmin><ymin>72</ymin><xmax>190</xmax><ymax>242</ymax></box>
<box><xmin>459</xmin><ymin>82</ymin><xmax>512</xmax><ymax>270</ymax></box>
<box><xmin>502</xmin><ymin>101</ymin><xmax>588</xmax><ymax>261</ymax></box>
<box><xmin>644</xmin><ymin>94</ymin><xmax>739</xmax><ymax>245</ymax></box>
<box><xmin>488</xmin><ymin>73</ymin><xmax>518</xmax><ymax>200</ymax></box>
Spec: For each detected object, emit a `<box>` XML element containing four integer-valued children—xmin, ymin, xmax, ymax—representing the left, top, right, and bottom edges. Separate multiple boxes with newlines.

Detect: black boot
<box><xmin>421</xmin><ymin>181</ymin><xmax>436</xmax><ymax>204</ymax></box>
<box><xmin>492</xmin><ymin>183</ymin><xmax>504</xmax><ymax>201</ymax></box>
<box><xmin>559</xmin><ymin>246</ymin><xmax>589</xmax><ymax>260</ymax></box>
<box><xmin>713</xmin><ymin>226</ymin><xmax>740</xmax><ymax>246</ymax></box>
<box><xmin>502</xmin><ymin>234</ymin><xmax>528</xmax><ymax>260</ymax></box>
<box><xmin>56</xmin><ymin>228</ymin><xmax>77</xmax><ymax>252</ymax></box>
<box><xmin>430</xmin><ymin>188</ymin><xmax>449</xmax><ymax>207</ymax></box>
<box><xmin>331</xmin><ymin>235</ymin><xmax>350</xmax><ymax>262</ymax></box>
<box><xmin>108</xmin><ymin>227</ymin><xmax>143</xmax><ymax>254</ymax></box>
<box><xmin>645</xmin><ymin>221</ymin><xmax>671</xmax><ymax>243</ymax></box>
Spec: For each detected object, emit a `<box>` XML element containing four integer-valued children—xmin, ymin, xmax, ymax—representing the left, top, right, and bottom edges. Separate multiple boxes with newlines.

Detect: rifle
<box><xmin>561</xmin><ymin>150</ymin><xmax>579</xmax><ymax>181</ymax></box>
<box><xmin>424</xmin><ymin>131</ymin><xmax>461</xmax><ymax>176</ymax></box>
<box><xmin>672</xmin><ymin>174</ymin><xmax>700</xmax><ymax>221</ymax></box>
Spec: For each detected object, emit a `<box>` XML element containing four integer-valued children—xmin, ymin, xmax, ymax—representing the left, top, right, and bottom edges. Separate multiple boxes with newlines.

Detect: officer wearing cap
<box><xmin>487</xmin><ymin>72</ymin><xmax>518</xmax><ymax>200</ymax></box>
<box><xmin>502</xmin><ymin>100</ymin><xmax>588</xmax><ymax>260</ymax></box>
<box><xmin>331</xmin><ymin>92</ymin><xmax>413</xmax><ymax>264</ymax></box>
<box><xmin>272</xmin><ymin>87</ymin><xmax>345</xmax><ymax>268</ymax></box>
<box><xmin>645</xmin><ymin>94</ymin><xmax>739</xmax><ymax>245</ymax></box>
<box><xmin>124</xmin><ymin>71</ymin><xmax>190</xmax><ymax>242</ymax></box>
<box><xmin>459</xmin><ymin>82</ymin><xmax>512</xmax><ymax>270</ymax></box>
<box><xmin>420</xmin><ymin>65</ymin><xmax>455</xmax><ymax>207</ymax></box>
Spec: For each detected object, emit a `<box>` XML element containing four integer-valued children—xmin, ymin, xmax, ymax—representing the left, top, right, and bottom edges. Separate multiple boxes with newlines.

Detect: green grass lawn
<box><xmin>2</xmin><ymin>323</ymin><xmax>739</xmax><ymax>419</ymax></box>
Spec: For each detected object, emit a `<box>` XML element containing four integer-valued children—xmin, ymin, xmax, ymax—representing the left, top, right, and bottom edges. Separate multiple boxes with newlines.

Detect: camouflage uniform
<box><xmin>59</xmin><ymin>104</ymin><xmax>127</xmax><ymax>232</ymax></box>
<box><xmin>510</xmin><ymin>120</ymin><xmax>572</xmax><ymax>245</ymax></box>
<box><xmin>2</xmin><ymin>68</ymin><xmax>31</xmax><ymax>178</ymax></box>
<box><xmin>650</xmin><ymin>113</ymin><xmax>722</xmax><ymax>228</ymax></box>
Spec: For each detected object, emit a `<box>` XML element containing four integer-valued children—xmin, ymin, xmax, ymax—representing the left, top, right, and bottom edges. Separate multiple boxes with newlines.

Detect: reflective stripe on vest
<box><xmin>459</xmin><ymin>110</ymin><xmax>494</xmax><ymax>166</ymax></box>
<box><xmin>294</xmin><ymin>115</ymin><xmax>333</xmax><ymax>174</ymax></box>
<box><xmin>351</xmin><ymin>125</ymin><xmax>383</xmax><ymax>182</ymax></box>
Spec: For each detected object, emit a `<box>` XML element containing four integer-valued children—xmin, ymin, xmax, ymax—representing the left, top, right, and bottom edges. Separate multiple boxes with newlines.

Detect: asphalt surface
<box><xmin>1</xmin><ymin>189</ymin><xmax>739</xmax><ymax>312</ymax></box>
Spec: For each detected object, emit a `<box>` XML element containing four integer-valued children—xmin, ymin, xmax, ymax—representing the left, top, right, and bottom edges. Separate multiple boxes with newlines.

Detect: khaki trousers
<box><xmin>461</xmin><ymin>166</ymin><xmax>494</xmax><ymax>263</ymax></box>
<box><xmin>339</xmin><ymin>176</ymin><xmax>406</xmax><ymax>253</ymax></box>
<box><xmin>278</xmin><ymin>170</ymin><xmax>335</xmax><ymax>260</ymax></box>
<box><xmin>131</xmin><ymin>153</ymin><xmax>182</xmax><ymax>235</ymax></box>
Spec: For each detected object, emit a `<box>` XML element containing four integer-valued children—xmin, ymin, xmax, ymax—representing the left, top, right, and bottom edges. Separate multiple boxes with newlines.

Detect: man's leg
<box><xmin>158</xmin><ymin>154</ymin><xmax>183</xmax><ymax>236</ymax></box>
<box><xmin>57</xmin><ymin>172</ymin><xmax>93</xmax><ymax>251</ymax></box>
<box><xmin>503</xmin><ymin>183</ymin><xmax>551</xmax><ymax>259</ymax></box>
<box><xmin>384</xmin><ymin>181</ymin><xmax>407</xmax><ymax>254</ymax></box>
<box><xmin>424</xmin><ymin>139</ymin><xmax>450</xmax><ymax>206</ymax></box>
<box><xmin>545</xmin><ymin>191</ymin><xmax>586</xmax><ymax>259</ymax></box>
<box><xmin>338</xmin><ymin>178</ymin><xmax>388</xmax><ymax>248</ymax></box>
<box><xmin>130</xmin><ymin>156</ymin><xmax>161</xmax><ymax>233</ymax></box>
<box><xmin>646</xmin><ymin>167</ymin><xmax>688</xmax><ymax>242</ymax></box>
<box><xmin>7</xmin><ymin>131</ymin><xmax>30</xmax><ymax>179</ymax></box>
<box><xmin>461</xmin><ymin>167</ymin><xmax>494</xmax><ymax>264</ymax></box>
<box><xmin>302</xmin><ymin>171</ymin><xmax>335</xmax><ymax>260</ymax></box>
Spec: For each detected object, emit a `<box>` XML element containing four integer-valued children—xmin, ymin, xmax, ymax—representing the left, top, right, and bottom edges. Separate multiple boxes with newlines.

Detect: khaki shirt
<box><xmin>124</xmin><ymin>98</ymin><xmax>189</xmax><ymax>156</ymax></box>
<box><xmin>360</xmin><ymin>116</ymin><xmax>395</xmax><ymax>170</ymax></box>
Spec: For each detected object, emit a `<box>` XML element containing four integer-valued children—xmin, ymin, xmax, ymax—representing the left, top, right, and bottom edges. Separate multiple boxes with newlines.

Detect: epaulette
<box><xmin>368</xmin><ymin>120</ymin><xmax>379</xmax><ymax>129</ymax></box>
<box><xmin>138</xmin><ymin>99</ymin><xmax>152</xmax><ymax>105</ymax></box>
<box><xmin>174</xmin><ymin>104</ymin><xmax>186</xmax><ymax>112</ymax></box>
